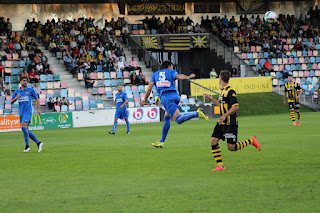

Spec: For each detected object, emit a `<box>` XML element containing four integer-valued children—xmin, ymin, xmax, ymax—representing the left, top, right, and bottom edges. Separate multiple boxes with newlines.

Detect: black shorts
<box><xmin>212</xmin><ymin>123</ymin><xmax>238</xmax><ymax>144</ymax></box>
<box><xmin>288</xmin><ymin>102</ymin><xmax>300</xmax><ymax>110</ymax></box>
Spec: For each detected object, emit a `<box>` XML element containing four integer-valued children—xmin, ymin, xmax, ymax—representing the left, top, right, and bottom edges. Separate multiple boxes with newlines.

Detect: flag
<box><xmin>163</xmin><ymin>36</ymin><xmax>190</xmax><ymax>51</ymax></box>
<box><xmin>141</xmin><ymin>36</ymin><xmax>158</xmax><ymax>49</ymax></box>
<box><xmin>192</xmin><ymin>35</ymin><xmax>208</xmax><ymax>48</ymax></box>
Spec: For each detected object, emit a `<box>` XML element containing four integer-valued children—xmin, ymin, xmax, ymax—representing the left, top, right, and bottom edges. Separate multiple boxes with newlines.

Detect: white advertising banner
<box><xmin>72</xmin><ymin>109</ymin><xmax>116</xmax><ymax>128</ymax></box>
<box><xmin>72</xmin><ymin>107</ymin><xmax>160</xmax><ymax>128</ymax></box>
<box><xmin>117</xmin><ymin>107</ymin><xmax>160</xmax><ymax>125</ymax></box>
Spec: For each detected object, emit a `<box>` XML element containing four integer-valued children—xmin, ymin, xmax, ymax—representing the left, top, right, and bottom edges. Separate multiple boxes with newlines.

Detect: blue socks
<box><xmin>28</xmin><ymin>130</ymin><xmax>39</xmax><ymax>144</ymax></box>
<box><xmin>126</xmin><ymin>121</ymin><xmax>130</xmax><ymax>133</ymax></box>
<box><xmin>21</xmin><ymin>127</ymin><xmax>29</xmax><ymax>146</ymax></box>
<box><xmin>112</xmin><ymin>121</ymin><xmax>118</xmax><ymax>133</ymax></box>
<box><xmin>160</xmin><ymin>115</ymin><xmax>171</xmax><ymax>142</ymax></box>
<box><xmin>175</xmin><ymin>112</ymin><xmax>199</xmax><ymax>124</ymax></box>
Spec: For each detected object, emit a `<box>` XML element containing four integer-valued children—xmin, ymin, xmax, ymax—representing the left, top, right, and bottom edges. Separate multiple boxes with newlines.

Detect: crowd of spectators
<box><xmin>47</xmin><ymin>96</ymin><xmax>70</xmax><ymax>111</ymax></box>
<box><xmin>29</xmin><ymin>17</ymin><xmax>146</xmax><ymax>85</ymax></box>
<box><xmin>142</xmin><ymin>16</ymin><xmax>204</xmax><ymax>34</ymax></box>
<box><xmin>201</xmin><ymin>13</ymin><xmax>320</xmax><ymax>76</ymax></box>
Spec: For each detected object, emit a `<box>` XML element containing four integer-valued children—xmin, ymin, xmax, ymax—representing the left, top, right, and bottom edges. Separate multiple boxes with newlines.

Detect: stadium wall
<box><xmin>0</xmin><ymin>2</ymin><xmax>314</xmax><ymax>31</ymax></box>
<box><xmin>0</xmin><ymin>107</ymin><xmax>160</xmax><ymax>132</ymax></box>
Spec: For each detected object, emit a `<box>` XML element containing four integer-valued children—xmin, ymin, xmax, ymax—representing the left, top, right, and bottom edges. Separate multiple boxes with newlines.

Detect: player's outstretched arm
<box><xmin>175</xmin><ymin>73</ymin><xmax>196</xmax><ymax>80</ymax></box>
<box><xmin>204</xmin><ymin>94</ymin><xmax>219</xmax><ymax>106</ymax></box>
<box><xmin>140</xmin><ymin>81</ymin><xmax>154</xmax><ymax>106</ymax></box>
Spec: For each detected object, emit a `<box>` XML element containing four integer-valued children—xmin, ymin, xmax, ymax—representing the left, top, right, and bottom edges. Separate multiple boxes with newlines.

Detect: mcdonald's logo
<box><xmin>30</xmin><ymin>114</ymin><xmax>42</xmax><ymax>125</ymax></box>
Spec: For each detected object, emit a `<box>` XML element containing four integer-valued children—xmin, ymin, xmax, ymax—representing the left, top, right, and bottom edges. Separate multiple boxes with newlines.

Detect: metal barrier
<box><xmin>189</xmin><ymin>79</ymin><xmax>219</xmax><ymax>103</ymax></box>
<box><xmin>209</xmin><ymin>35</ymin><xmax>259</xmax><ymax>77</ymax></box>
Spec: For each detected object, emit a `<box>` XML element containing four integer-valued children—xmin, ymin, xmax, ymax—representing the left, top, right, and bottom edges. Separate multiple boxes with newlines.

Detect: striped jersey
<box><xmin>284</xmin><ymin>82</ymin><xmax>301</xmax><ymax>102</ymax></box>
<box><xmin>219</xmin><ymin>85</ymin><xmax>239</xmax><ymax>125</ymax></box>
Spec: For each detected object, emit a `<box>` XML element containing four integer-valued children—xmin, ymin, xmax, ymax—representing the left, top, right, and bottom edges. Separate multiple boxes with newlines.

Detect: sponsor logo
<box><xmin>181</xmin><ymin>106</ymin><xmax>190</xmax><ymax>112</ymax></box>
<box><xmin>147</xmin><ymin>108</ymin><xmax>158</xmax><ymax>119</ymax></box>
<box><xmin>133</xmin><ymin>108</ymin><xmax>143</xmax><ymax>120</ymax></box>
<box><xmin>224</xmin><ymin>133</ymin><xmax>236</xmax><ymax>139</ymax></box>
<box><xmin>41</xmin><ymin>117</ymin><xmax>56</xmax><ymax>124</ymax></box>
<box><xmin>58</xmin><ymin>113</ymin><xmax>69</xmax><ymax>124</ymax></box>
<box><xmin>30</xmin><ymin>114</ymin><xmax>42</xmax><ymax>125</ymax></box>
<box><xmin>0</xmin><ymin>118</ymin><xmax>19</xmax><ymax>126</ymax></box>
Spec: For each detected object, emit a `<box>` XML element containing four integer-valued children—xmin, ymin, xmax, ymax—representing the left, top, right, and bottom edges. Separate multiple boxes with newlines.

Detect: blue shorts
<box><xmin>115</xmin><ymin>108</ymin><xmax>128</xmax><ymax>120</ymax></box>
<box><xmin>19</xmin><ymin>113</ymin><xmax>32</xmax><ymax>125</ymax></box>
<box><xmin>160</xmin><ymin>91</ymin><xmax>180</xmax><ymax>118</ymax></box>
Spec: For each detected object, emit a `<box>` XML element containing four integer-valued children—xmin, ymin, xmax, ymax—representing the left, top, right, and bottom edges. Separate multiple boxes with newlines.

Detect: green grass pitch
<box><xmin>1</xmin><ymin>112</ymin><xmax>319</xmax><ymax>212</ymax></box>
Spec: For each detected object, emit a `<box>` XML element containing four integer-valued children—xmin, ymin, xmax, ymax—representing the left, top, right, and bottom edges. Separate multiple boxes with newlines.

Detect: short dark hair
<box><xmin>288</xmin><ymin>74</ymin><xmax>293</xmax><ymax>77</ymax></box>
<box><xmin>20</xmin><ymin>76</ymin><xmax>28</xmax><ymax>82</ymax></box>
<box><xmin>161</xmin><ymin>61</ymin><xmax>173</xmax><ymax>69</ymax></box>
<box><xmin>220</xmin><ymin>70</ymin><xmax>231</xmax><ymax>83</ymax></box>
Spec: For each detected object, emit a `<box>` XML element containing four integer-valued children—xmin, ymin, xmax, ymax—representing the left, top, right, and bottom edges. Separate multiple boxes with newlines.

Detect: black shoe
<box><xmin>37</xmin><ymin>142</ymin><xmax>43</xmax><ymax>152</ymax></box>
<box><xmin>24</xmin><ymin>145</ymin><xmax>30</xmax><ymax>152</ymax></box>
<box><xmin>108</xmin><ymin>131</ymin><xmax>115</xmax><ymax>135</ymax></box>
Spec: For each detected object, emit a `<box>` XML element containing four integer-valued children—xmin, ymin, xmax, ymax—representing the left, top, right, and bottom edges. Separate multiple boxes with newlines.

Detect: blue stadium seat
<box><xmin>310</xmin><ymin>57</ymin><xmax>315</xmax><ymax>63</ymax></box>
<box><xmin>263</xmin><ymin>52</ymin><xmax>269</xmax><ymax>58</ymax></box>
<box><xmin>293</xmin><ymin>57</ymin><xmax>299</xmax><ymax>64</ymax></box>
<box><xmin>40</xmin><ymin>82</ymin><xmax>47</xmax><ymax>90</ymax></box>
<box><xmin>117</xmin><ymin>72</ymin><xmax>123</xmax><ymax>78</ymax></box>
<box><xmin>106</xmin><ymin>91</ymin><xmax>113</xmax><ymax>98</ymax></box>
<box><xmin>47</xmin><ymin>74</ymin><xmax>54</xmax><ymax>81</ymax></box>
<box><xmin>61</xmin><ymin>89</ymin><xmax>68</xmax><ymax>98</ymax></box>
<box><xmin>105</xmin><ymin>80</ymin><xmax>111</xmax><ymax>86</ymax></box>
<box><xmin>19</xmin><ymin>60</ymin><xmax>26</xmax><ymax>67</ymax></box>
<box><xmin>111</xmin><ymin>79</ymin><xmax>117</xmax><ymax>87</ymax></box>
<box><xmin>104</xmin><ymin>72</ymin><xmax>110</xmax><ymax>79</ymax></box>
<box><xmin>40</xmin><ymin>75</ymin><xmax>47</xmax><ymax>82</ymax></box>
<box><xmin>61</xmin><ymin>105</ymin><xmax>68</xmax><ymax>112</ymax></box>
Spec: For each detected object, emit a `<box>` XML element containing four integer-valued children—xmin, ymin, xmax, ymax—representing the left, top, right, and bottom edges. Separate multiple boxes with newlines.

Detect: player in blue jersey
<box><xmin>140</xmin><ymin>61</ymin><xmax>209</xmax><ymax>148</ymax></box>
<box><xmin>11</xmin><ymin>77</ymin><xmax>43</xmax><ymax>152</ymax></box>
<box><xmin>109</xmin><ymin>85</ymin><xmax>130</xmax><ymax>135</ymax></box>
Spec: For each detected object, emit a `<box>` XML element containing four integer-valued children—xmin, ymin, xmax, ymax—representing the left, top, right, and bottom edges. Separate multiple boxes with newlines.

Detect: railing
<box><xmin>127</xmin><ymin>36</ymin><xmax>161</xmax><ymax>72</ymax></box>
<box><xmin>189</xmin><ymin>79</ymin><xmax>219</xmax><ymax>103</ymax></box>
<box><xmin>209</xmin><ymin>35</ymin><xmax>259</xmax><ymax>77</ymax></box>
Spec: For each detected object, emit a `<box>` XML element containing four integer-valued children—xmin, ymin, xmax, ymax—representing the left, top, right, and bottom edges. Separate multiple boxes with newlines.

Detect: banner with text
<box><xmin>190</xmin><ymin>77</ymin><xmax>272</xmax><ymax>96</ymax></box>
<box><xmin>29</xmin><ymin>112</ymin><xmax>73</xmax><ymax>130</ymax></box>
<box><xmin>117</xmin><ymin>107</ymin><xmax>160</xmax><ymax>125</ymax></box>
<box><xmin>0</xmin><ymin>115</ymin><xmax>21</xmax><ymax>132</ymax></box>
<box><xmin>127</xmin><ymin>3</ymin><xmax>185</xmax><ymax>15</ymax></box>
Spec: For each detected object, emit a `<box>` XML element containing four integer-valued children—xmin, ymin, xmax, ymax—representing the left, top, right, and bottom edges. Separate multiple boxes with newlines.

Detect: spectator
<box><xmin>282</xmin><ymin>67</ymin><xmax>289</xmax><ymax>78</ymax></box>
<box><xmin>131</xmin><ymin>72</ymin><xmax>139</xmax><ymax>85</ymax></box>
<box><xmin>117</xmin><ymin>57</ymin><xmax>125</xmax><ymax>72</ymax></box>
<box><xmin>0</xmin><ymin>87</ymin><xmax>7</xmax><ymax>96</ymax></box>
<box><xmin>44</xmin><ymin>61</ymin><xmax>51</xmax><ymax>74</ymax></box>
<box><xmin>136</xmin><ymin>71</ymin><xmax>146</xmax><ymax>85</ymax></box>
<box><xmin>129</xmin><ymin>57</ymin><xmax>141</xmax><ymax>72</ymax></box>
<box><xmin>20</xmin><ymin>69</ymin><xmax>29</xmax><ymax>81</ymax></box>
<box><xmin>106</xmin><ymin>58</ymin><xmax>116</xmax><ymax>72</ymax></box>
<box><xmin>0</xmin><ymin>62</ymin><xmax>6</xmax><ymax>77</ymax></box>
<box><xmin>36</xmin><ymin>62</ymin><xmax>44</xmax><ymax>74</ymax></box>
<box><xmin>20</xmin><ymin>47</ymin><xmax>28</xmax><ymax>60</ymax></box>
<box><xmin>231</xmin><ymin>68</ymin><xmax>239</xmax><ymax>77</ymax></box>
<box><xmin>61</xmin><ymin>97</ymin><xmax>70</xmax><ymax>106</ymax></box>
<box><xmin>148</xmin><ymin>97</ymin><xmax>155</xmax><ymax>105</ymax></box>
<box><xmin>209</xmin><ymin>68</ymin><xmax>218</xmax><ymax>78</ymax></box>
<box><xmin>84</xmin><ymin>73</ymin><xmax>94</xmax><ymax>88</ymax></box>
<box><xmin>54</xmin><ymin>97</ymin><xmax>60</xmax><ymax>107</ymax></box>
<box><xmin>34</xmin><ymin>82</ymin><xmax>41</xmax><ymax>95</ymax></box>
<box><xmin>307</xmin><ymin>38</ymin><xmax>316</xmax><ymax>50</ymax></box>
<box><xmin>28</xmin><ymin>68</ymin><xmax>38</xmax><ymax>83</ymax></box>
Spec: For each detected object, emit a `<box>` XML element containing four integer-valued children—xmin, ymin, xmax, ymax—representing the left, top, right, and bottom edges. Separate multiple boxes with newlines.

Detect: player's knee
<box><xmin>227</xmin><ymin>144</ymin><xmax>236</xmax><ymax>151</ymax></box>
<box><xmin>210</xmin><ymin>137</ymin><xmax>219</xmax><ymax>145</ymax></box>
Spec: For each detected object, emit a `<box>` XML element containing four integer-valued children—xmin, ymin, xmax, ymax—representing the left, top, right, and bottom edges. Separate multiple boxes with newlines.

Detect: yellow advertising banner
<box><xmin>190</xmin><ymin>77</ymin><xmax>272</xmax><ymax>96</ymax></box>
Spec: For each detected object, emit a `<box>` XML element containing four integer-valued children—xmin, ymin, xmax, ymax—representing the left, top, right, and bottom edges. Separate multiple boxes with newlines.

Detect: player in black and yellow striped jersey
<box><xmin>204</xmin><ymin>70</ymin><xmax>261</xmax><ymax>171</ymax></box>
<box><xmin>284</xmin><ymin>74</ymin><xmax>302</xmax><ymax>126</ymax></box>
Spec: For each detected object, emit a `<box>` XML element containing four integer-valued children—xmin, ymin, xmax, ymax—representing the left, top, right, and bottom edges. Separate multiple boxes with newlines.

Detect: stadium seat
<box><xmin>110</xmin><ymin>72</ymin><xmax>117</xmax><ymax>79</ymax></box>
<box><xmin>98</xmin><ymin>87</ymin><xmax>105</xmax><ymax>94</ymax></box>
<box><xmin>78</xmin><ymin>73</ymin><xmax>84</xmax><ymax>80</ymax></box>
<box><xmin>92</xmin><ymin>87</ymin><xmax>99</xmax><ymax>95</ymax></box>
<box><xmin>104</xmin><ymin>72</ymin><xmax>110</xmax><ymax>79</ymax></box>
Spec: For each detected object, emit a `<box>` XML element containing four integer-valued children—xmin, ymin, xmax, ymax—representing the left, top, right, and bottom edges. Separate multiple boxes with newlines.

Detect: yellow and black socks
<box><xmin>290</xmin><ymin>111</ymin><xmax>295</xmax><ymax>123</ymax></box>
<box><xmin>235</xmin><ymin>138</ymin><xmax>253</xmax><ymax>150</ymax></box>
<box><xmin>296</xmin><ymin>111</ymin><xmax>301</xmax><ymax>121</ymax></box>
<box><xmin>211</xmin><ymin>144</ymin><xmax>223</xmax><ymax>166</ymax></box>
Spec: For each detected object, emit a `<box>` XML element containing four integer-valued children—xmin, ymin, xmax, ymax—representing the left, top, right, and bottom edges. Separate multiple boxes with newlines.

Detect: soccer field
<box><xmin>1</xmin><ymin>112</ymin><xmax>319</xmax><ymax>212</ymax></box>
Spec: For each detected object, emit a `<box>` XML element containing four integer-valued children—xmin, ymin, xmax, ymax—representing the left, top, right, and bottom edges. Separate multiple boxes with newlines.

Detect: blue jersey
<box><xmin>12</xmin><ymin>88</ymin><xmax>38</xmax><ymax>115</ymax></box>
<box><xmin>115</xmin><ymin>91</ymin><xmax>128</xmax><ymax>110</ymax></box>
<box><xmin>150</xmin><ymin>68</ymin><xmax>179</xmax><ymax>97</ymax></box>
